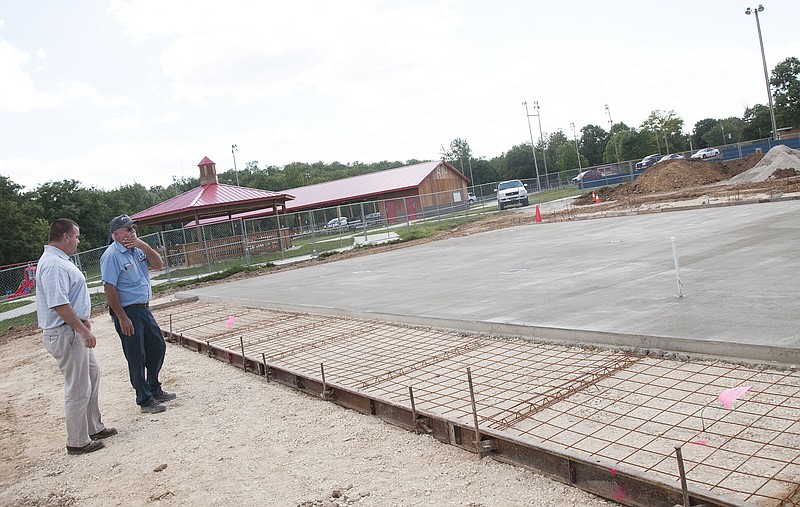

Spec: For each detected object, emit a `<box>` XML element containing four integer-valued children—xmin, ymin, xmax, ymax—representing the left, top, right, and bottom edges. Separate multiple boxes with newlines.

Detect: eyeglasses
<box><xmin>122</xmin><ymin>225</ymin><xmax>136</xmax><ymax>232</ymax></box>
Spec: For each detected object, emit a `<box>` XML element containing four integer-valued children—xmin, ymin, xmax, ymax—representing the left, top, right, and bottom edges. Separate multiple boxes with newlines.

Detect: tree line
<box><xmin>1</xmin><ymin>57</ymin><xmax>797</xmax><ymax>266</ymax></box>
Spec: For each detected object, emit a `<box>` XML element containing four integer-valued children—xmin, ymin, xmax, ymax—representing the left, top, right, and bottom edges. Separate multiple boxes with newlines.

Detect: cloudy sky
<box><xmin>1</xmin><ymin>0</ymin><xmax>798</xmax><ymax>191</ymax></box>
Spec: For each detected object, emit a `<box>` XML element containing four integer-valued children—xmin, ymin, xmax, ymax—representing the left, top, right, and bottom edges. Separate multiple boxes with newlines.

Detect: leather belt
<box><xmin>58</xmin><ymin>319</ymin><xmax>89</xmax><ymax>327</ymax></box>
<box><xmin>125</xmin><ymin>303</ymin><xmax>149</xmax><ymax>309</ymax></box>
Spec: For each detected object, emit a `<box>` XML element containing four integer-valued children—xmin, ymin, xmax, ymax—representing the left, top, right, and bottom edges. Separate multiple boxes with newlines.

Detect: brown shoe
<box><xmin>66</xmin><ymin>440</ymin><xmax>105</xmax><ymax>455</ymax></box>
<box><xmin>90</xmin><ymin>427</ymin><xmax>118</xmax><ymax>440</ymax></box>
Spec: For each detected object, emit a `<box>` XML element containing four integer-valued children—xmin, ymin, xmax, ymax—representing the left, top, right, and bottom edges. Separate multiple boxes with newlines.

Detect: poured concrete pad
<box><xmin>182</xmin><ymin>200</ymin><xmax>800</xmax><ymax>360</ymax></box>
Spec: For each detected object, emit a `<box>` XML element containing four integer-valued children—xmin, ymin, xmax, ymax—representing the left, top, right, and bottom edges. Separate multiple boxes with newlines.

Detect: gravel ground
<box><xmin>0</xmin><ymin>310</ymin><xmax>614</xmax><ymax>507</ymax></box>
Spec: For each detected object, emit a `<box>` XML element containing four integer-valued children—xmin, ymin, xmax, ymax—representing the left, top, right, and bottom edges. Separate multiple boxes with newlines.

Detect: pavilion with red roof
<box><xmin>132</xmin><ymin>156</ymin><xmax>294</xmax><ymax>228</ymax></box>
<box><xmin>131</xmin><ymin>157</ymin><xmax>295</xmax><ymax>266</ymax></box>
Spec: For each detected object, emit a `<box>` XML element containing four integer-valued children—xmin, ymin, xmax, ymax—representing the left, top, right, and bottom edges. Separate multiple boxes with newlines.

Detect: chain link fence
<box><xmin>5</xmin><ymin>133</ymin><xmax>798</xmax><ymax>301</ymax></box>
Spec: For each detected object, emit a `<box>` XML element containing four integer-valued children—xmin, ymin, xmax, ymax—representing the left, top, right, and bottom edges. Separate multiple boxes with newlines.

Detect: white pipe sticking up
<box><xmin>671</xmin><ymin>236</ymin><xmax>684</xmax><ymax>298</ymax></box>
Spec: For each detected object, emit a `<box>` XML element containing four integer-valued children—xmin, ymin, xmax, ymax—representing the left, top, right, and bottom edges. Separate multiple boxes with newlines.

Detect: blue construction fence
<box><xmin>577</xmin><ymin>136</ymin><xmax>800</xmax><ymax>191</ymax></box>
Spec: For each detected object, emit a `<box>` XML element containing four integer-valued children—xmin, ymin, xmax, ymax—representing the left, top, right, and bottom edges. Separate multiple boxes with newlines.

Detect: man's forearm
<box><xmin>104</xmin><ymin>284</ymin><xmax>126</xmax><ymax>316</ymax></box>
<box><xmin>53</xmin><ymin>304</ymin><xmax>91</xmax><ymax>333</ymax></box>
<box><xmin>141</xmin><ymin>243</ymin><xmax>164</xmax><ymax>270</ymax></box>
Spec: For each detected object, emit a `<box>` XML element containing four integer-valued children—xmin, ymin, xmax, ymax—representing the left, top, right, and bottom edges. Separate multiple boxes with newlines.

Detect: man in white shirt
<box><xmin>36</xmin><ymin>218</ymin><xmax>116</xmax><ymax>455</ymax></box>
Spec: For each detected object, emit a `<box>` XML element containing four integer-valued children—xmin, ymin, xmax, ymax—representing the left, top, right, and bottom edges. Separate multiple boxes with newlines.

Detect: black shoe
<box><xmin>90</xmin><ymin>427</ymin><xmax>118</xmax><ymax>440</ymax></box>
<box><xmin>154</xmin><ymin>391</ymin><xmax>177</xmax><ymax>402</ymax></box>
<box><xmin>67</xmin><ymin>440</ymin><xmax>105</xmax><ymax>455</ymax></box>
<box><xmin>141</xmin><ymin>399</ymin><xmax>166</xmax><ymax>413</ymax></box>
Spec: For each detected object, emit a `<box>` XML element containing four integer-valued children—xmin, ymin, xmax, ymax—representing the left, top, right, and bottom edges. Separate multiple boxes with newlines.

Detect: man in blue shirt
<box><xmin>100</xmin><ymin>214</ymin><xmax>176</xmax><ymax>414</ymax></box>
<box><xmin>36</xmin><ymin>218</ymin><xmax>116</xmax><ymax>454</ymax></box>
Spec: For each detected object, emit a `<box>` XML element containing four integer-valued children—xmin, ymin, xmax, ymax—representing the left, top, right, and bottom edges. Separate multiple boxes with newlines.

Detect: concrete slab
<box><xmin>180</xmin><ymin>200</ymin><xmax>800</xmax><ymax>359</ymax></box>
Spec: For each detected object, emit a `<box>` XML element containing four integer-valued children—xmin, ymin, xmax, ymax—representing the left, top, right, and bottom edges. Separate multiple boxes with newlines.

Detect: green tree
<box><xmin>771</xmin><ymin>56</ymin><xmax>800</xmax><ymax>130</ymax></box>
<box><xmin>555</xmin><ymin>141</ymin><xmax>588</xmax><ymax>171</ymax></box>
<box><xmin>640</xmin><ymin>110</ymin><xmax>685</xmax><ymax>155</ymax></box>
<box><xmin>702</xmin><ymin>117</ymin><xmax>744</xmax><ymax>147</ymax></box>
<box><xmin>503</xmin><ymin>143</ymin><xmax>537</xmax><ymax>181</ymax></box>
<box><xmin>442</xmin><ymin>138</ymin><xmax>474</xmax><ymax>181</ymax></box>
<box><xmin>691</xmin><ymin>118</ymin><xmax>718</xmax><ymax>149</ymax></box>
<box><xmin>0</xmin><ymin>176</ymin><xmax>47</xmax><ymax>265</ymax></box>
<box><xmin>545</xmin><ymin>130</ymin><xmax>568</xmax><ymax>171</ymax></box>
<box><xmin>742</xmin><ymin>104</ymin><xmax>772</xmax><ymax>140</ymax></box>
<box><xmin>606</xmin><ymin>129</ymin><xmax>652</xmax><ymax>162</ymax></box>
<box><xmin>34</xmin><ymin>180</ymin><xmax>112</xmax><ymax>250</ymax></box>
<box><xmin>603</xmin><ymin>122</ymin><xmax>630</xmax><ymax>163</ymax></box>
<box><xmin>579</xmin><ymin>124</ymin><xmax>609</xmax><ymax>166</ymax></box>
<box><xmin>470</xmin><ymin>158</ymin><xmax>499</xmax><ymax>187</ymax></box>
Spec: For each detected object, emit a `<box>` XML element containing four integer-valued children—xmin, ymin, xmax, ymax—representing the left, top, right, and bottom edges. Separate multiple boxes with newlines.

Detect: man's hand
<box><xmin>118</xmin><ymin>314</ymin><xmax>135</xmax><ymax>336</ymax></box>
<box><xmin>121</xmin><ymin>233</ymin><xmax>147</xmax><ymax>250</ymax></box>
<box><xmin>79</xmin><ymin>329</ymin><xmax>97</xmax><ymax>348</ymax></box>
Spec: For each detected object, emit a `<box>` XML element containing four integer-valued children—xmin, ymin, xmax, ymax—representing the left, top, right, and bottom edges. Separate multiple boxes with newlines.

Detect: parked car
<box><xmin>635</xmin><ymin>154</ymin><xmax>663</xmax><ymax>170</ymax></box>
<box><xmin>571</xmin><ymin>169</ymin><xmax>603</xmax><ymax>184</ymax></box>
<box><xmin>657</xmin><ymin>154</ymin><xmax>685</xmax><ymax>163</ymax></box>
<box><xmin>495</xmin><ymin>180</ymin><xmax>529</xmax><ymax>210</ymax></box>
<box><xmin>323</xmin><ymin>217</ymin><xmax>348</xmax><ymax>231</ymax></box>
<box><xmin>364</xmin><ymin>212</ymin><xmax>385</xmax><ymax>225</ymax></box>
<box><xmin>468</xmin><ymin>192</ymin><xmax>476</xmax><ymax>204</ymax></box>
<box><xmin>691</xmin><ymin>147</ymin><xmax>720</xmax><ymax>159</ymax></box>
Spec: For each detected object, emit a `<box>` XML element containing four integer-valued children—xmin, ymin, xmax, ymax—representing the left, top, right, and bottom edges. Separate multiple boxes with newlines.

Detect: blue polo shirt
<box><xmin>100</xmin><ymin>241</ymin><xmax>152</xmax><ymax>307</ymax></box>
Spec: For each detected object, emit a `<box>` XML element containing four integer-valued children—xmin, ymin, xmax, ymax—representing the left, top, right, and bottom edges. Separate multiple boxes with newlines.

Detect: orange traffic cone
<box><xmin>592</xmin><ymin>192</ymin><xmax>601</xmax><ymax>204</ymax></box>
<box><xmin>534</xmin><ymin>204</ymin><xmax>542</xmax><ymax>223</ymax></box>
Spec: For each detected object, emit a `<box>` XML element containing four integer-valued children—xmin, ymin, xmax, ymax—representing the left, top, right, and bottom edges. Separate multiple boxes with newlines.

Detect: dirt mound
<box><xmin>571</xmin><ymin>153</ymin><xmax>765</xmax><ymax>206</ymax></box>
<box><xmin>726</xmin><ymin>145</ymin><xmax>800</xmax><ymax>184</ymax></box>
<box><xmin>624</xmin><ymin>159</ymin><xmax>727</xmax><ymax>193</ymax></box>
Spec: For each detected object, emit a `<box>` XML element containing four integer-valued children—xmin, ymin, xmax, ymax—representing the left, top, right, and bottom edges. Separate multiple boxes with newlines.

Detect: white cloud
<box><xmin>0</xmin><ymin>40</ymin><xmax>59</xmax><ymax>112</ymax></box>
<box><xmin>149</xmin><ymin>111</ymin><xmax>179</xmax><ymax>125</ymax></box>
<box><xmin>36</xmin><ymin>47</ymin><xmax>46</xmax><ymax>59</ymax></box>
<box><xmin>103</xmin><ymin>116</ymin><xmax>141</xmax><ymax>132</ymax></box>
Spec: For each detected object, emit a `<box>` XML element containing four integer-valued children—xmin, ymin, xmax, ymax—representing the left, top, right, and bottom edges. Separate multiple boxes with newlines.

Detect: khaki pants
<box><xmin>43</xmin><ymin>326</ymin><xmax>105</xmax><ymax>448</ymax></box>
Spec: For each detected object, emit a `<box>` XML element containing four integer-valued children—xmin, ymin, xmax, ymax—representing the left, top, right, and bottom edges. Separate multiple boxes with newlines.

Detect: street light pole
<box><xmin>745</xmin><ymin>5</ymin><xmax>779</xmax><ymax>140</ymax></box>
<box><xmin>533</xmin><ymin>101</ymin><xmax>548</xmax><ymax>186</ymax></box>
<box><xmin>605</xmin><ymin>104</ymin><xmax>622</xmax><ymax>164</ymax></box>
<box><xmin>522</xmin><ymin>101</ymin><xmax>542</xmax><ymax>193</ymax></box>
<box><xmin>570</xmin><ymin>122</ymin><xmax>582</xmax><ymax>171</ymax></box>
<box><xmin>231</xmin><ymin>144</ymin><xmax>239</xmax><ymax>186</ymax></box>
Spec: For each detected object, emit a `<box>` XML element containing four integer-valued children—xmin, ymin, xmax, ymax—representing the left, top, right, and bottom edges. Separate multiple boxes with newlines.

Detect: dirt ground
<box><xmin>0</xmin><ymin>310</ymin><xmax>615</xmax><ymax>507</ymax></box>
<box><xmin>2</xmin><ymin>147</ymin><xmax>799</xmax><ymax>506</ymax></box>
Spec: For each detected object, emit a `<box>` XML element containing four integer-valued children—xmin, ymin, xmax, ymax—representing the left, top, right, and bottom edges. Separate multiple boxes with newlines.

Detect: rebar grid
<box><xmin>157</xmin><ymin>302</ymin><xmax>800</xmax><ymax>506</ymax></box>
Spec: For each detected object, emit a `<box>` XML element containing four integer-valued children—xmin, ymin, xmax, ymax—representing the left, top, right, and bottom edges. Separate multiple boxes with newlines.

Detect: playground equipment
<box><xmin>7</xmin><ymin>265</ymin><xmax>36</xmax><ymax>299</ymax></box>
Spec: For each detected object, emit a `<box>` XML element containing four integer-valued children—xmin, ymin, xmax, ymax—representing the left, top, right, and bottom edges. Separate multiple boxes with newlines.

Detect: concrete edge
<box><xmin>174</xmin><ymin>293</ymin><xmax>800</xmax><ymax>369</ymax></box>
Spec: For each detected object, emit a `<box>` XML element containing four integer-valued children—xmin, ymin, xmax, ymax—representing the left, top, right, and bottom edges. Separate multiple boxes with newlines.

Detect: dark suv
<box><xmin>635</xmin><ymin>154</ymin><xmax>662</xmax><ymax>170</ymax></box>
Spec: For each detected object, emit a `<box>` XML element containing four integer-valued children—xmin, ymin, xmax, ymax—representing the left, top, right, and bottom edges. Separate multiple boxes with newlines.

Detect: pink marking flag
<box><xmin>718</xmin><ymin>386</ymin><xmax>752</xmax><ymax>409</ymax></box>
<box><xmin>225</xmin><ymin>315</ymin><xmax>237</xmax><ymax>328</ymax></box>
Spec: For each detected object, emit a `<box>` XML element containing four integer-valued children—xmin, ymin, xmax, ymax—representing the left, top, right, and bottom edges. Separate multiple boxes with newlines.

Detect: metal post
<box><xmin>746</xmin><ymin>5</ymin><xmax>778</xmax><ymax>140</ymax></box>
<box><xmin>240</xmin><ymin>336</ymin><xmax>246</xmax><ymax>372</ymax></box>
<box><xmin>570</xmin><ymin>122</ymin><xmax>582</xmax><ymax>170</ymax></box>
<box><xmin>671</xmin><ymin>237</ymin><xmax>684</xmax><ymax>298</ymax></box>
<box><xmin>605</xmin><ymin>104</ymin><xmax>622</xmax><ymax>165</ymax></box>
<box><xmin>675</xmin><ymin>446</ymin><xmax>690</xmax><ymax>507</ymax></box>
<box><xmin>534</xmin><ymin>101</ymin><xmax>548</xmax><ymax>188</ymax></box>
<box><xmin>467</xmin><ymin>367</ymin><xmax>482</xmax><ymax>453</ymax></box>
<box><xmin>522</xmin><ymin>101</ymin><xmax>542</xmax><ymax>193</ymax></box>
<box><xmin>409</xmin><ymin>386</ymin><xmax>419</xmax><ymax>435</ymax></box>
<box><xmin>232</xmin><ymin>144</ymin><xmax>239</xmax><ymax>186</ymax></box>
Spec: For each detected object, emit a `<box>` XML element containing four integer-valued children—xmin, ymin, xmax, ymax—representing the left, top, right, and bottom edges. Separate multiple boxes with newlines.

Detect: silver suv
<box><xmin>496</xmin><ymin>180</ymin><xmax>529</xmax><ymax>210</ymax></box>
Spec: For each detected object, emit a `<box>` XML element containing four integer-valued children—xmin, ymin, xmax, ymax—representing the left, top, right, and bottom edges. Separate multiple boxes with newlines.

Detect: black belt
<box><xmin>125</xmin><ymin>303</ymin><xmax>149</xmax><ymax>309</ymax></box>
<box><xmin>58</xmin><ymin>319</ymin><xmax>89</xmax><ymax>327</ymax></box>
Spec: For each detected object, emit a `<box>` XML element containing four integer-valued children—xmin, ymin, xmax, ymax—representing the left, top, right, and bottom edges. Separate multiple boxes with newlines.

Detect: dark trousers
<box><xmin>112</xmin><ymin>306</ymin><xmax>166</xmax><ymax>406</ymax></box>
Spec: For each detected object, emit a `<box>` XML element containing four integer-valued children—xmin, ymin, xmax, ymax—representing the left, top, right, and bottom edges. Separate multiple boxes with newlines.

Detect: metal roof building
<box><xmin>131</xmin><ymin>157</ymin><xmax>294</xmax><ymax>227</ymax></box>
<box><xmin>195</xmin><ymin>159</ymin><xmax>470</xmax><ymax>225</ymax></box>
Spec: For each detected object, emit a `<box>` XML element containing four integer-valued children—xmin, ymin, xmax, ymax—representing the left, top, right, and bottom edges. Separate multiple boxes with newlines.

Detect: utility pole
<box><xmin>522</xmin><ymin>101</ymin><xmax>542</xmax><ymax>193</ymax></box>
